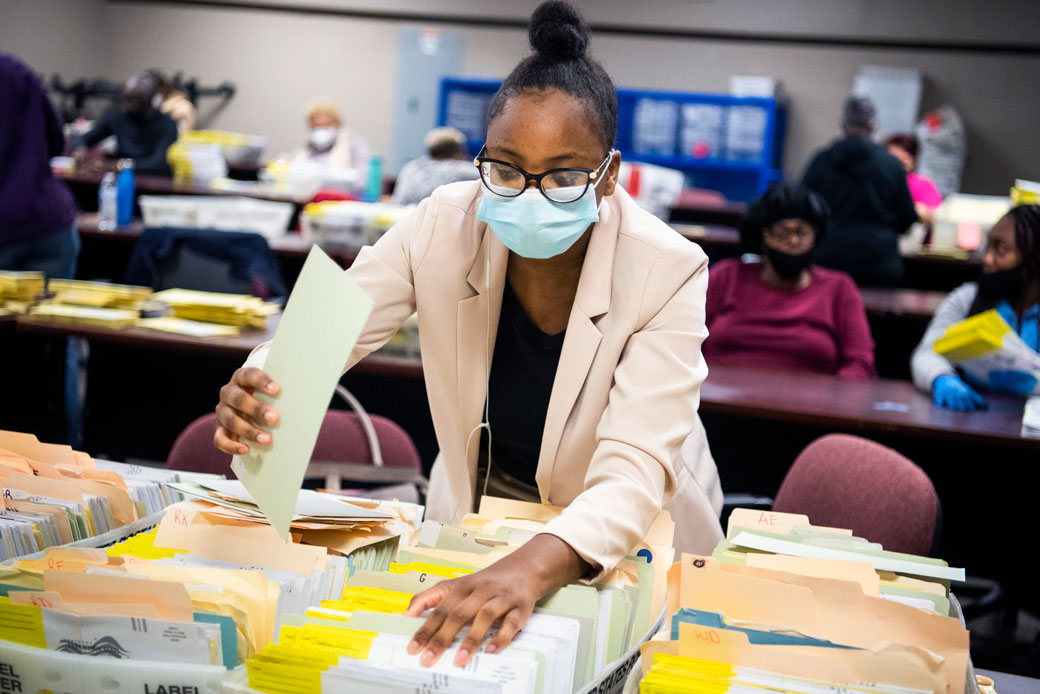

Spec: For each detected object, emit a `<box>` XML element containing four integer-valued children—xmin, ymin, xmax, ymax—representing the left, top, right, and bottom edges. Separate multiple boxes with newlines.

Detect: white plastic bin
<box><xmin>139</xmin><ymin>195</ymin><xmax>293</xmax><ymax>240</ymax></box>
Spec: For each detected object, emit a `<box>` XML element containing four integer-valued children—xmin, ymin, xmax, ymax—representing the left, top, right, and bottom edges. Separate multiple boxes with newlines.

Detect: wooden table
<box><xmin>669</xmin><ymin>199</ymin><xmax>746</xmax><ymax>227</ymax></box>
<box><xmin>699</xmin><ymin>364</ymin><xmax>1034</xmax><ymax>451</ymax></box>
<box><xmin>12</xmin><ymin>313</ymin><xmax>422</xmax><ymax>379</ymax></box>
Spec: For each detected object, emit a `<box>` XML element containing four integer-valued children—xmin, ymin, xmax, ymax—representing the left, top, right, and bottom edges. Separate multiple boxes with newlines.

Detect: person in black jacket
<box><xmin>72</xmin><ymin>72</ymin><xmax>178</xmax><ymax>177</ymax></box>
<box><xmin>801</xmin><ymin>96</ymin><xmax>918</xmax><ymax>286</ymax></box>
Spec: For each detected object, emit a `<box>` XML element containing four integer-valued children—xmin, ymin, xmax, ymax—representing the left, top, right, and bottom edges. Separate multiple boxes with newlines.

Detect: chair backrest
<box><xmin>156</xmin><ymin>245</ymin><xmax>254</xmax><ymax>294</ymax></box>
<box><xmin>125</xmin><ymin>227</ymin><xmax>286</xmax><ymax>299</ymax></box>
<box><xmin>772</xmin><ymin>434</ymin><xmax>939</xmax><ymax>556</ymax></box>
<box><xmin>166</xmin><ymin>411</ymin><xmax>422</xmax><ymax>482</ymax></box>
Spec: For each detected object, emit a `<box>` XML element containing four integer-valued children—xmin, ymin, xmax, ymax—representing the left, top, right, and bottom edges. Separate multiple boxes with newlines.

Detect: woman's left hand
<box><xmin>405</xmin><ymin>533</ymin><xmax>588</xmax><ymax>668</ymax></box>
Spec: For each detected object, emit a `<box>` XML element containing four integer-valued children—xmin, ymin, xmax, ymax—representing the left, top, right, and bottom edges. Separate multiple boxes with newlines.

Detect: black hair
<box><xmin>429</xmin><ymin>140</ymin><xmax>461</xmax><ymax>159</ymax></box>
<box><xmin>138</xmin><ymin>69</ymin><xmax>167</xmax><ymax>95</ymax></box>
<box><xmin>486</xmin><ymin>1</ymin><xmax>617</xmax><ymax>154</ymax></box>
<box><xmin>969</xmin><ymin>204</ymin><xmax>1040</xmax><ymax>315</ymax></box>
<box><xmin>884</xmin><ymin>133</ymin><xmax>919</xmax><ymax>160</ymax></box>
<box><xmin>738</xmin><ymin>182</ymin><xmax>831</xmax><ymax>252</ymax></box>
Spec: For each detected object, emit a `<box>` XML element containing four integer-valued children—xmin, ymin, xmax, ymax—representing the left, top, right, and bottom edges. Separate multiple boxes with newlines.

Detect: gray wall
<box><xmin>2</xmin><ymin>0</ymin><xmax>1038</xmax><ymax>193</ymax></box>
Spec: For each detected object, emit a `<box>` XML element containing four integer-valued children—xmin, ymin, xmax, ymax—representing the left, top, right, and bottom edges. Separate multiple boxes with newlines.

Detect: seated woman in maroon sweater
<box><xmin>704</xmin><ymin>183</ymin><xmax>876</xmax><ymax>379</ymax></box>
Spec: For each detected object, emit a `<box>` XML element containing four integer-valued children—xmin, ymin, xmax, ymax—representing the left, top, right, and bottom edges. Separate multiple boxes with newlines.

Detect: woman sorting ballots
<box><xmin>913</xmin><ymin>204</ymin><xmax>1040</xmax><ymax>411</ymax></box>
<box><xmin>212</xmin><ymin>1</ymin><xmax>722</xmax><ymax>669</ymax></box>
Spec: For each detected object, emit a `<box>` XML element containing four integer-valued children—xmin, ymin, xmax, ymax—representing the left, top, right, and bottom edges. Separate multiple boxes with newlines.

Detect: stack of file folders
<box><xmin>0</xmin><ymin>429</ymin><xmax>199</xmax><ymax>561</ymax></box>
<box><xmin>638</xmin><ymin>508</ymin><xmax>970</xmax><ymax>694</ymax></box>
<box><xmin>0</xmin><ymin>271</ymin><xmax>45</xmax><ymax>305</ymax></box>
<box><xmin>46</xmin><ymin>279</ymin><xmax>152</xmax><ymax>310</ymax></box>
<box><xmin>231</xmin><ymin>495</ymin><xmax>675</xmax><ymax>694</ymax></box>
<box><xmin>0</xmin><ymin>488</ymin><xmax>422</xmax><ymax>693</ymax></box>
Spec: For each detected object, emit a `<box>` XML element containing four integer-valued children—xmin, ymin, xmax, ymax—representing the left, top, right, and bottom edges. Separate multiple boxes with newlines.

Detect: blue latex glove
<box><xmin>933</xmin><ymin>374</ymin><xmax>988</xmax><ymax>412</ymax></box>
<box><xmin>988</xmin><ymin>369</ymin><xmax>1038</xmax><ymax>396</ymax></box>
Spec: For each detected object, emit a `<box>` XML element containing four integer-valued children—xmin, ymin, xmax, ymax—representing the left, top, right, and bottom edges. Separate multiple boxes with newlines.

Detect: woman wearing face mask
<box><xmin>214</xmin><ymin>0</ymin><xmax>722</xmax><ymax>668</ymax></box>
<box><xmin>703</xmin><ymin>183</ymin><xmax>876</xmax><ymax>379</ymax></box>
<box><xmin>291</xmin><ymin>100</ymin><xmax>371</xmax><ymax>175</ymax></box>
<box><xmin>912</xmin><ymin>205</ymin><xmax>1040</xmax><ymax>411</ymax></box>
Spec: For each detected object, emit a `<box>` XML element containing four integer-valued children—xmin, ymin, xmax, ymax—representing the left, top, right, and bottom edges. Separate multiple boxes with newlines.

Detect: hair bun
<box><xmin>528</xmin><ymin>1</ymin><xmax>589</xmax><ymax>61</ymax></box>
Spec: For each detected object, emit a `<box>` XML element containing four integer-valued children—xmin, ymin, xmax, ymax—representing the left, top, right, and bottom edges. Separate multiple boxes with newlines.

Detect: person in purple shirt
<box><xmin>704</xmin><ymin>183</ymin><xmax>877</xmax><ymax>380</ymax></box>
<box><xmin>0</xmin><ymin>52</ymin><xmax>80</xmax><ymax>279</ymax></box>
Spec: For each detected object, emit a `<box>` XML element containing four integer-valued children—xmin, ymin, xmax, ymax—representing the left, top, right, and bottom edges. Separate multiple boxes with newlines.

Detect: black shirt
<box><xmin>77</xmin><ymin>109</ymin><xmax>178</xmax><ymax>177</ymax></box>
<box><xmin>801</xmin><ymin>135</ymin><xmax>918</xmax><ymax>286</ymax></box>
<box><xmin>486</xmin><ymin>281</ymin><xmax>566</xmax><ymax>486</ymax></box>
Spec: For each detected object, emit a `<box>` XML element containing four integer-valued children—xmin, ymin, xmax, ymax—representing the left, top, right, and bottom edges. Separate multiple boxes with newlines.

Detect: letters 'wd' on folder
<box><xmin>231</xmin><ymin>246</ymin><xmax>373</xmax><ymax>540</ymax></box>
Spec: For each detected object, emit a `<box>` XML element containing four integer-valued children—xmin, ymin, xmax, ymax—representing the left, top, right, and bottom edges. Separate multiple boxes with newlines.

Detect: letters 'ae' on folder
<box><xmin>231</xmin><ymin>246</ymin><xmax>374</xmax><ymax>541</ymax></box>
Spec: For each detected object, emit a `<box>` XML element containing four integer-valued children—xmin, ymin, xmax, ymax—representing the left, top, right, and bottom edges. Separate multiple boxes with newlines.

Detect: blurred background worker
<box><xmin>72</xmin><ymin>71</ymin><xmax>179</xmax><ymax>176</ymax></box>
<box><xmin>143</xmin><ymin>68</ymin><xmax>196</xmax><ymax>132</ymax></box>
<box><xmin>802</xmin><ymin>95</ymin><xmax>918</xmax><ymax>286</ymax></box>
<box><xmin>885</xmin><ymin>133</ymin><xmax>943</xmax><ymax>227</ymax></box>
<box><xmin>912</xmin><ymin>205</ymin><xmax>1040</xmax><ymax>411</ymax></box>
<box><xmin>391</xmin><ymin>127</ymin><xmax>479</xmax><ymax>205</ymax></box>
<box><xmin>0</xmin><ymin>52</ymin><xmax>79</xmax><ymax>278</ymax></box>
<box><xmin>703</xmin><ymin>183</ymin><xmax>876</xmax><ymax>380</ymax></box>
<box><xmin>291</xmin><ymin>99</ymin><xmax>371</xmax><ymax>179</ymax></box>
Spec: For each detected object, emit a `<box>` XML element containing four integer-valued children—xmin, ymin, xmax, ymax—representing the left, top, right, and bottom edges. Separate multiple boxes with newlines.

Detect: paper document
<box><xmin>231</xmin><ymin>246</ymin><xmax>373</xmax><ymax>540</ymax></box>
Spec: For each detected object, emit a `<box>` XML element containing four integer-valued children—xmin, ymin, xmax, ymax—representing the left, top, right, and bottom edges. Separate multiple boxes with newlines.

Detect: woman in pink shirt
<box><xmin>885</xmin><ymin>133</ymin><xmax>943</xmax><ymax>225</ymax></box>
<box><xmin>704</xmin><ymin>183</ymin><xmax>877</xmax><ymax>379</ymax></box>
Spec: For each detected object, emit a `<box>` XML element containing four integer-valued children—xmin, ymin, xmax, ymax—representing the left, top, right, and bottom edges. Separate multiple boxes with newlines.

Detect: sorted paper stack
<box><xmin>27</xmin><ymin>303</ymin><xmax>139</xmax><ymax>329</ymax></box>
<box><xmin>1010</xmin><ymin>179</ymin><xmax>1039</xmax><ymax>206</ymax></box>
<box><xmin>0</xmin><ymin>430</ymin><xmax>190</xmax><ymax>561</ymax></box>
<box><xmin>0</xmin><ymin>271</ymin><xmax>45</xmax><ymax>303</ymax></box>
<box><xmin>638</xmin><ymin>508</ymin><xmax>969</xmax><ymax>694</ymax></box>
<box><xmin>232</xmin><ymin>495</ymin><xmax>673</xmax><ymax>694</ymax></box>
<box><xmin>46</xmin><ymin>279</ymin><xmax>152</xmax><ymax>310</ymax></box>
<box><xmin>0</xmin><ymin>489</ymin><xmax>420</xmax><ymax>692</ymax></box>
<box><xmin>164</xmin><ymin>478</ymin><xmax>420</xmax><ymax>570</ymax></box>
<box><xmin>154</xmin><ymin>288</ymin><xmax>281</xmax><ymax>328</ymax></box>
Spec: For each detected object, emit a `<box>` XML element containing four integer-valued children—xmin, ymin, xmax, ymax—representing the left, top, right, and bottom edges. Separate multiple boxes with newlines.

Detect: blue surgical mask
<box><xmin>476</xmin><ymin>158</ymin><xmax>610</xmax><ymax>260</ymax></box>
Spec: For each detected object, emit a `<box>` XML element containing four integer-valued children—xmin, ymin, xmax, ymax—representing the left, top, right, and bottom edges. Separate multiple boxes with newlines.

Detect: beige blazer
<box><xmin>246</xmin><ymin>180</ymin><xmax>722</xmax><ymax>577</ymax></box>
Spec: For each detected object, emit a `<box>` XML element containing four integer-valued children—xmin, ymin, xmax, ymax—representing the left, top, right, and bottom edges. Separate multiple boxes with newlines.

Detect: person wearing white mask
<box><xmin>291</xmin><ymin>99</ymin><xmax>370</xmax><ymax>176</ymax></box>
<box><xmin>214</xmin><ymin>0</ymin><xmax>721</xmax><ymax>670</ymax></box>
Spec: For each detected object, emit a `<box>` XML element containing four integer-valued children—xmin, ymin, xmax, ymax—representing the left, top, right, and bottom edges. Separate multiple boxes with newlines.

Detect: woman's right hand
<box><xmin>214</xmin><ymin>367</ymin><xmax>281</xmax><ymax>455</ymax></box>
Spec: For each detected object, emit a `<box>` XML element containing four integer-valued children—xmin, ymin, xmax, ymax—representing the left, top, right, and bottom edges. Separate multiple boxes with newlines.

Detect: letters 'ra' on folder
<box><xmin>231</xmin><ymin>246</ymin><xmax>374</xmax><ymax>541</ymax></box>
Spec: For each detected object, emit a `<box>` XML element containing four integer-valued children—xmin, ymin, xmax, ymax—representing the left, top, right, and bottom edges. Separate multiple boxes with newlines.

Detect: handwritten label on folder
<box><xmin>231</xmin><ymin>247</ymin><xmax>374</xmax><ymax>541</ymax></box>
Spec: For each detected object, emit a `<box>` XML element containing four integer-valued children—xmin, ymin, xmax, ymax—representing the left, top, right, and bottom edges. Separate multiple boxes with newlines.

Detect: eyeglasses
<box><xmin>763</xmin><ymin>222</ymin><xmax>815</xmax><ymax>243</ymax></box>
<box><xmin>474</xmin><ymin>146</ymin><xmax>613</xmax><ymax>204</ymax></box>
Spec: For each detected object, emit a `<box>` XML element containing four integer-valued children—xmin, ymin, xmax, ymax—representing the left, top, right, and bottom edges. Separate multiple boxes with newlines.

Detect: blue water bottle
<box><xmin>364</xmin><ymin>156</ymin><xmax>382</xmax><ymax>203</ymax></box>
<box><xmin>116</xmin><ymin>158</ymin><xmax>135</xmax><ymax>227</ymax></box>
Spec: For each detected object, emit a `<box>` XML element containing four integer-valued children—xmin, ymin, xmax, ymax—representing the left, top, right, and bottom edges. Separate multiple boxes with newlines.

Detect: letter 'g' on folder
<box><xmin>231</xmin><ymin>247</ymin><xmax>374</xmax><ymax>541</ymax></box>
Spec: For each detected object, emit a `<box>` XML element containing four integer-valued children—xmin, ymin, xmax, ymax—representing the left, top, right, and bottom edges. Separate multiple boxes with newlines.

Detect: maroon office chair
<box><xmin>166</xmin><ymin>386</ymin><xmax>427</xmax><ymax>500</ymax></box>
<box><xmin>772</xmin><ymin>434</ymin><xmax>940</xmax><ymax>556</ymax></box>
